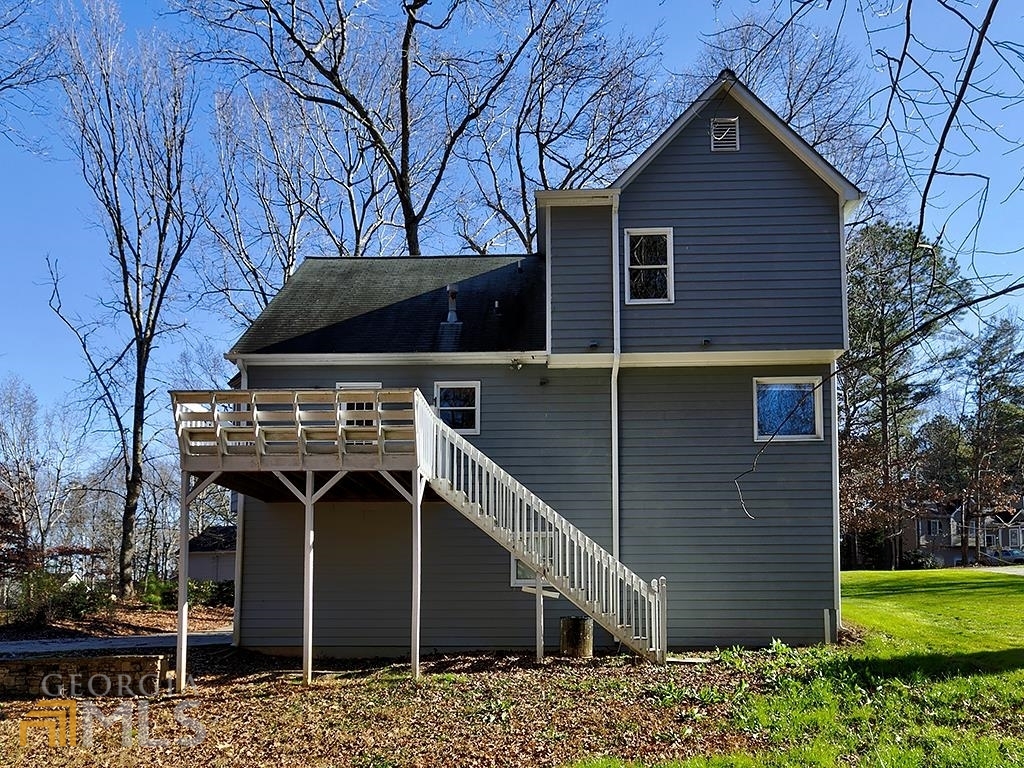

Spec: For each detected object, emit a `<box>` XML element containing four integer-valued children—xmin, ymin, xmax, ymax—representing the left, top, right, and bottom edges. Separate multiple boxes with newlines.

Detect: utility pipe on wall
<box><xmin>610</xmin><ymin>197</ymin><xmax>622</xmax><ymax>561</ymax></box>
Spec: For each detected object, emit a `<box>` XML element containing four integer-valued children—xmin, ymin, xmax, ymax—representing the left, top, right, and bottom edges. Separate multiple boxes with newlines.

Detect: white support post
<box><xmin>411</xmin><ymin>472</ymin><xmax>425</xmax><ymax>681</ymax></box>
<box><xmin>535</xmin><ymin>570</ymin><xmax>544</xmax><ymax>663</ymax></box>
<box><xmin>176</xmin><ymin>471</ymin><xmax>190</xmax><ymax>693</ymax></box>
<box><xmin>232</xmin><ymin>493</ymin><xmax>245</xmax><ymax>647</ymax></box>
<box><xmin>302</xmin><ymin>471</ymin><xmax>314</xmax><ymax>684</ymax></box>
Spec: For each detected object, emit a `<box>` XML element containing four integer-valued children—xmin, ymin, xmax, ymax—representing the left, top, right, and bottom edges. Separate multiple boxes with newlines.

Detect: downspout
<box><xmin>232</xmin><ymin>361</ymin><xmax>248</xmax><ymax>647</ymax></box>
<box><xmin>611</xmin><ymin>198</ymin><xmax>622</xmax><ymax>561</ymax></box>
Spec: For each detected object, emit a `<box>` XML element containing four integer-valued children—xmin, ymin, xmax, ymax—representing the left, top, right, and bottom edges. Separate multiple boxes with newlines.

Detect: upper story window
<box><xmin>711</xmin><ymin>117</ymin><xmax>739</xmax><ymax>151</ymax></box>
<box><xmin>624</xmin><ymin>228</ymin><xmax>674</xmax><ymax>305</ymax></box>
<box><xmin>434</xmin><ymin>381</ymin><xmax>480</xmax><ymax>435</ymax></box>
<box><xmin>753</xmin><ymin>377</ymin><xmax>823</xmax><ymax>442</ymax></box>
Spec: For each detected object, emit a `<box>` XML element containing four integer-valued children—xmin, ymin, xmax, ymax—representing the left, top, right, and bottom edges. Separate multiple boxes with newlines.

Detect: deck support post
<box><xmin>411</xmin><ymin>471</ymin><xmax>425</xmax><ymax>681</ymax></box>
<box><xmin>176</xmin><ymin>471</ymin><xmax>190</xmax><ymax>693</ymax></box>
<box><xmin>535</xmin><ymin>571</ymin><xmax>544</xmax><ymax>663</ymax></box>
<box><xmin>302</xmin><ymin>470</ymin><xmax>315</xmax><ymax>684</ymax></box>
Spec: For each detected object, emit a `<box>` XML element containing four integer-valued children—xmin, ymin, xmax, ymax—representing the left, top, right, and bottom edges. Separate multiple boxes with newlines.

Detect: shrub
<box><xmin>901</xmin><ymin>549</ymin><xmax>944</xmax><ymax>570</ymax></box>
<box><xmin>12</xmin><ymin>570</ymin><xmax>112</xmax><ymax>626</ymax></box>
<box><xmin>141</xmin><ymin>574</ymin><xmax>177</xmax><ymax>610</ymax></box>
<box><xmin>188</xmin><ymin>579</ymin><xmax>234</xmax><ymax>608</ymax></box>
<box><xmin>140</xmin><ymin>576</ymin><xmax>234</xmax><ymax>609</ymax></box>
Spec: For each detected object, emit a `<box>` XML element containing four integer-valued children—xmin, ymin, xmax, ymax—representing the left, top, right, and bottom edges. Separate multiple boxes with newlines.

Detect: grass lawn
<box><xmin>3</xmin><ymin>569</ymin><xmax>1023</xmax><ymax>766</ymax></box>
<box><xmin>578</xmin><ymin>569</ymin><xmax>1024</xmax><ymax>768</ymax></box>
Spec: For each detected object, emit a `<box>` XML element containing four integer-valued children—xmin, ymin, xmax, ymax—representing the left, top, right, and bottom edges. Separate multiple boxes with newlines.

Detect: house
<box><xmin>187</xmin><ymin>525</ymin><xmax>237</xmax><ymax>582</ymax></box>
<box><xmin>170</xmin><ymin>70</ymin><xmax>861</xmax><ymax>689</ymax></box>
<box><xmin>907</xmin><ymin>504</ymin><xmax>1024</xmax><ymax>566</ymax></box>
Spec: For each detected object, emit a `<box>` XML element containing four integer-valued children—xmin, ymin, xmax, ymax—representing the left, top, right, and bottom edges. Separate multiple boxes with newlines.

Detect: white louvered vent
<box><xmin>711</xmin><ymin>117</ymin><xmax>739</xmax><ymax>152</ymax></box>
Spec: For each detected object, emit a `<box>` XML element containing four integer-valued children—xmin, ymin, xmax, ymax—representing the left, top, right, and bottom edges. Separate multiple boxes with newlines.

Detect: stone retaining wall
<box><xmin>0</xmin><ymin>655</ymin><xmax>168</xmax><ymax>698</ymax></box>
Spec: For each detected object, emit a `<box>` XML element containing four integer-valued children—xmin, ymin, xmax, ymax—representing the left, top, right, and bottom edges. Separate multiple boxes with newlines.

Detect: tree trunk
<box><xmin>118</xmin><ymin>357</ymin><xmax>148</xmax><ymax>598</ymax></box>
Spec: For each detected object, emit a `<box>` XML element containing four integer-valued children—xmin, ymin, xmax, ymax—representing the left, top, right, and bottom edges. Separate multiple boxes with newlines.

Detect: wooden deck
<box><xmin>171</xmin><ymin>389</ymin><xmax>422</xmax><ymax>474</ymax></box>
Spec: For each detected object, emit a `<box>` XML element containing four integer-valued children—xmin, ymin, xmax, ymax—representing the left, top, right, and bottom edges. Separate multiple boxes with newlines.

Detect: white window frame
<box><xmin>928</xmin><ymin>520</ymin><xmax>941</xmax><ymax>536</ymax></box>
<box><xmin>1010</xmin><ymin>529</ymin><xmax>1020</xmax><ymax>548</ymax></box>
<box><xmin>335</xmin><ymin>381</ymin><xmax>383</xmax><ymax>432</ymax></box>
<box><xmin>752</xmin><ymin>377</ymin><xmax>823</xmax><ymax>442</ymax></box>
<box><xmin>624</xmin><ymin>227</ymin><xmax>674</xmax><ymax>305</ymax></box>
<box><xmin>434</xmin><ymin>380</ymin><xmax>481</xmax><ymax>436</ymax></box>
<box><xmin>510</xmin><ymin>532</ymin><xmax>554</xmax><ymax>588</ymax></box>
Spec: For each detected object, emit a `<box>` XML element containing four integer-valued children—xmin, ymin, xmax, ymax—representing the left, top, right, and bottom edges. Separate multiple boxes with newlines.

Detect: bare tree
<box><xmin>691</xmin><ymin>11</ymin><xmax>905</xmax><ymax>223</ymax></box>
<box><xmin>184</xmin><ymin>0</ymin><xmax>568</xmax><ymax>255</ymax></box>
<box><xmin>0</xmin><ymin>1</ymin><xmax>58</xmax><ymax>143</ymax></box>
<box><xmin>457</xmin><ymin>0</ymin><xmax>671</xmax><ymax>252</ymax></box>
<box><xmin>48</xmin><ymin>0</ymin><xmax>202</xmax><ymax>597</ymax></box>
<box><xmin>0</xmin><ymin>376</ymin><xmax>87</xmax><ymax>571</ymax></box>
<box><xmin>203</xmin><ymin>84</ymin><xmax>399</xmax><ymax>326</ymax></box>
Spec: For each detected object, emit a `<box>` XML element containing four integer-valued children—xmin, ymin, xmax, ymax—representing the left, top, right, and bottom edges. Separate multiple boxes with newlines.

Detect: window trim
<box><xmin>335</xmin><ymin>381</ymin><xmax>383</xmax><ymax>431</ymax></box>
<box><xmin>624</xmin><ymin>227</ymin><xmax>675</xmax><ymax>305</ymax></box>
<box><xmin>510</xmin><ymin>532</ymin><xmax>554</xmax><ymax>588</ymax></box>
<box><xmin>434</xmin><ymin>380</ymin><xmax>481</xmax><ymax>436</ymax></box>
<box><xmin>752</xmin><ymin>376</ymin><xmax>823</xmax><ymax>442</ymax></box>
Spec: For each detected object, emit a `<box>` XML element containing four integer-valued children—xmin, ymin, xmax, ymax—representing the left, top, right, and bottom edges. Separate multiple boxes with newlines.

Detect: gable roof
<box><xmin>230</xmin><ymin>255</ymin><xmax>545</xmax><ymax>357</ymax></box>
<box><xmin>614</xmin><ymin>69</ymin><xmax>862</xmax><ymax>210</ymax></box>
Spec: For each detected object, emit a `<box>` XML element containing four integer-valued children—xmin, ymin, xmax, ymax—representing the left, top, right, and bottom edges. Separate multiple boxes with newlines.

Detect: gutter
<box><xmin>611</xmin><ymin>197</ymin><xmax>622</xmax><ymax>561</ymax></box>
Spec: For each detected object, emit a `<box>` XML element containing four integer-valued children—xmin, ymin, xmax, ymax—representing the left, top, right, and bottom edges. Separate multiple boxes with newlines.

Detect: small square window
<box><xmin>434</xmin><ymin>381</ymin><xmax>480</xmax><ymax>435</ymax></box>
<box><xmin>624</xmin><ymin>228</ymin><xmax>674</xmax><ymax>304</ymax></box>
<box><xmin>753</xmin><ymin>377</ymin><xmax>823</xmax><ymax>442</ymax></box>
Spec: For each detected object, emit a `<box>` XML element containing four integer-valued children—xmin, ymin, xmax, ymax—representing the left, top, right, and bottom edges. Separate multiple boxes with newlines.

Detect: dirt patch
<box><xmin>2</xmin><ymin>648</ymin><xmax>755</xmax><ymax>767</ymax></box>
<box><xmin>0</xmin><ymin>605</ymin><xmax>232</xmax><ymax>642</ymax></box>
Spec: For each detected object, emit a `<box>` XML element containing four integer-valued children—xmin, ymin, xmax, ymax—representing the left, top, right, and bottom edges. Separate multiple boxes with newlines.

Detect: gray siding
<box><xmin>618</xmin><ymin>365</ymin><xmax>836</xmax><ymax>646</ymax></box>
<box><xmin>246</xmin><ymin>364</ymin><xmax>611</xmax><ymax>530</ymax></box>
<box><xmin>241</xmin><ymin>499</ymin><xmax>602</xmax><ymax>653</ymax></box>
<box><xmin>548</xmin><ymin>205</ymin><xmax>613</xmax><ymax>355</ymax></box>
<box><xmin>617</xmin><ymin>92</ymin><xmax>844</xmax><ymax>353</ymax></box>
<box><xmin>240</xmin><ymin>364</ymin><xmax>615</xmax><ymax>651</ymax></box>
<box><xmin>240</xmin><ymin>362</ymin><xmax>837</xmax><ymax>651</ymax></box>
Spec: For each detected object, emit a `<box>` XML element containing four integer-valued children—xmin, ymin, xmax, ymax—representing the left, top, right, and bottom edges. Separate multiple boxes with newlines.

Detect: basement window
<box><xmin>753</xmin><ymin>377</ymin><xmax>823</xmax><ymax>442</ymax></box>
<box><xmin>510</xmin><ymin>532</ymin><xmax>554</xmax><ymax>587</ymax></box>
<box><xmin>434</xmin><ymin>381</ymin><xmax>480</xmax><ymax>435</ymax></box>
<box><xmin>624</xmin><ymin>228</ymin><xmax>674</xmax><ymax>304</ymax></box>
<box><xmin>711</xmin><ymin>117</ymin><xmax>739</xmax><ymax>151</ymax></box>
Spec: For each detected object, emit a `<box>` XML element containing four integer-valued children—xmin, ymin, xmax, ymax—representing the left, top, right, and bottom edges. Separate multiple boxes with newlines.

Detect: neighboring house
<box><xmin>187</xmin><ymin>525</ymin><xmax>237</xmax><ymax>582</ymax></box>
<box><xmin>909</xmin><ymin>505</ymin><xmax>1024</xmax><ymax>566</ymax></box>
<box><xmin>170</xmin><ymin>70</ymin><xmax>861</xmax><ymax>687</ymax></box>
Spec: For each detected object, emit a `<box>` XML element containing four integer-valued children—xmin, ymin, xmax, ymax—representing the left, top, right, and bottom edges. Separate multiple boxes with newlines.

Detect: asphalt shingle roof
<box><xmin>188</xmin><ymin>525</ymin><xmax>237</xmax><ymax>553</ymax></box>
<box><xmin>230</xmin><ymin>255</ymin><xmax>545</xmax><ymax>355</ymax></box>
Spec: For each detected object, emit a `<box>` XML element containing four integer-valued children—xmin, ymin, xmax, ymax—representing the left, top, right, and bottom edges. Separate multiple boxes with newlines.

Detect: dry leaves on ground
<box><xmin>0</xmin><ymin>605</ymin><xmax>232</xmax><ymax>641</ymax></box>
<box><xmin>1</xmin><ymin>648</ymin><xmax>756</xmax><ymax>767</ymax></box>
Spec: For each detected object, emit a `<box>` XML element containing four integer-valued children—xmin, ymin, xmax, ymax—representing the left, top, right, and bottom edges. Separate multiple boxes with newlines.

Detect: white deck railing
<box><xmin>171</xmin><ymin>388</ymin><xmax>667</xmax><ymax>662</ymax></box>
<box><xmin>412</xmin><ymin>390</ymin><xmax>667</xmax><ymax>662</ymax></box>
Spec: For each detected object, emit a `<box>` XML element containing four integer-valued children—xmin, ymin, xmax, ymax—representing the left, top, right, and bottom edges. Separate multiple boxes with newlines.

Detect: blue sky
<box><xmin>1</xmin><ymin>0</ymin><xmax>1021</xmax><ymax>408</ymax></box>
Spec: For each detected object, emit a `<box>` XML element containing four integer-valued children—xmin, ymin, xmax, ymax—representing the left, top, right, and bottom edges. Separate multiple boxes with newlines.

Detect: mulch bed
<box><xmin>1</xmin><ymin>647</ymin><xmax>759</xmax><ymax>767</ymax></box>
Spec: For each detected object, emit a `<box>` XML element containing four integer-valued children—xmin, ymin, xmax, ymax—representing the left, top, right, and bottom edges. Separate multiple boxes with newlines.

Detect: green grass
<box><xmin>569</xmin><ymin>569</ymin><xmax>1024</xmax><ymax>768</ymax></box>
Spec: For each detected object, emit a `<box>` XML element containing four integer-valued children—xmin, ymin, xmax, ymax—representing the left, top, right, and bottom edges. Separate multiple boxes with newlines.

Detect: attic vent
<box><xmin>711</xmin><ymin>117</ymin><xmax>739</xmax><ymax>152</ymax></box>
